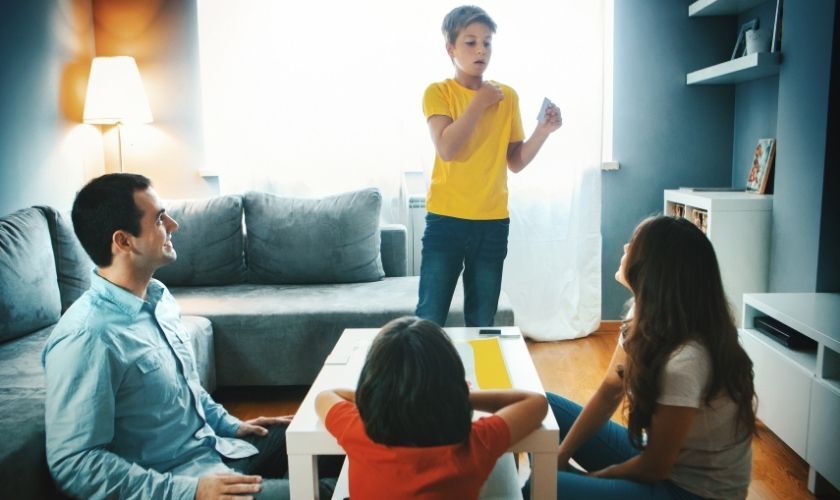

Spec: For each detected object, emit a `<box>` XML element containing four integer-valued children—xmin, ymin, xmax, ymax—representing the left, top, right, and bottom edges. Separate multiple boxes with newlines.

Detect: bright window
<box><xmin>197</xmin><ymin>0</ymin><xmax>611</xmax><ymax>338</ymax></box>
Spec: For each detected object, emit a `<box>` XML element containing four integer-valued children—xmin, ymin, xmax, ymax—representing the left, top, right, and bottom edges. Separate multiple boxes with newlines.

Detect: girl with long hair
<box><xmin>534</xmin><ymin>215</ymin><xmax>756</xmax><ymax>499</ymax></box>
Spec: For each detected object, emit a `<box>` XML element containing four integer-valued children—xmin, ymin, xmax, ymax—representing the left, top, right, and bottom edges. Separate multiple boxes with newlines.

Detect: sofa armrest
<box><xmin>380</xmin><ymin>224</ymin><xmax>407</xmax><ymax>277</ymax></box>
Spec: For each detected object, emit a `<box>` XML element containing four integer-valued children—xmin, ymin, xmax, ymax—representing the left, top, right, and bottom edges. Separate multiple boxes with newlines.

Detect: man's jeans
<box><xmin>226</xmin><ymin>425</ymin><xmax>338</xmax><ymax>499</ymax></box>
<box><xmin>415</xmin><ymin>213</ymin><xmax>509</xmax><ymax>327</ymax></box>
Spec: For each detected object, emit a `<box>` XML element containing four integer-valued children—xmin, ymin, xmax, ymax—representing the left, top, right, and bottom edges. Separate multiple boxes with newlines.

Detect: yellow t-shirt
<box><xmin>423</xmin><ymin>79</ymin><xmax>525</xmax><ymax>220</ymax></box>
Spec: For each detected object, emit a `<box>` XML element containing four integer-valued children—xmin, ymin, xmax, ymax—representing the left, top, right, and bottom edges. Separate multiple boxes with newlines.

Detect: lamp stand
<box><xmin>116</xmin><ymin>122</ymin><xmax>124</xmax><ymax>173</ymax></box>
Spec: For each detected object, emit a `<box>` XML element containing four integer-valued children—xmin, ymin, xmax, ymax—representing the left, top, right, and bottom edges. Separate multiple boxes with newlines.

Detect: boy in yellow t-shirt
<box><xmin>416</xmin><ymin>5</ymin><xmax>562</xmax><ymax>327</ymax></box>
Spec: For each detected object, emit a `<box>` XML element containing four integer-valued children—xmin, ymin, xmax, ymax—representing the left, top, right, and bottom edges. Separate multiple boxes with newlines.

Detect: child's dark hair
<box><xmin>442</xmin><ymin>5</ymin><xmax>497</xmax><ymax>45</ymax></box>
<box><xmin>356</xmin><ymin>316</ymin><xmax>472</xmax><ymax>446</ymax></box>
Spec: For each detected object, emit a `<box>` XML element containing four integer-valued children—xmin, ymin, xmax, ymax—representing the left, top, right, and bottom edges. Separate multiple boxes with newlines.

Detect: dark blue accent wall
<box><xmin>770</xmin><ymin>0</ymin><xmax>835</xmax><ymax>292</ymax></box>
<box><xmin>817</xmin><ymin>7</ymin><xmax>840</xmax><ymax>293</ymax></box>
<box><xmin>603</xmin><ymin>0</ymin><xmax>735</xmax><ymax>318</ymax></box>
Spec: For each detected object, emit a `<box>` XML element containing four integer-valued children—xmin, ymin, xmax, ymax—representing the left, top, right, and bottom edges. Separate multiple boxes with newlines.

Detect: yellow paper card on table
<box><xmin>468</xmin><ymin>337</ymin><xmax>512</xmax><ymax>389</ymax></box>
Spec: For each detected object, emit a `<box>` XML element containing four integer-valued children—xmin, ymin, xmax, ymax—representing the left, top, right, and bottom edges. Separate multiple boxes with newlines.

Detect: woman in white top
<box><xmin>529</xmin><ymin>215</ymin><xmax>757</xmax><ymax>499</ymax></box>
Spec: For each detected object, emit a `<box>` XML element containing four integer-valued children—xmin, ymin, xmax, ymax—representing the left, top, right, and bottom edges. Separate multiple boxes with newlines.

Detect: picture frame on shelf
<box><xmin>731</xmin><ymin>18</ymin><xmax>759</xmax><ymax>60</ymax></box>
<box><xmin>746</xmin><ymin>138</ymin><xmax>776</xmax><ymax>194</ymax></box>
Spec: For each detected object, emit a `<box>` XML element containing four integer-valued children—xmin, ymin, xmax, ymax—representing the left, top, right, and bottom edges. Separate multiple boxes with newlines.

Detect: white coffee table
<box><xmin>286</xmin><ymin>327</ymin><xmax>559</xmax><ymax>499</ymax></box>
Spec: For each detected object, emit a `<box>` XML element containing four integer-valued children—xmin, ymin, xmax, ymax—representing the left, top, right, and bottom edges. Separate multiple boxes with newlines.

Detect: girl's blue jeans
<box><xmin>523</xmin><ymin>393</ymin><xmax>704</xmax><ymax>500</ymax></box>
<box><xmin>415</xmin><ymin>213</ymin><xmax>509</xmax><ymax>327</ymax></box>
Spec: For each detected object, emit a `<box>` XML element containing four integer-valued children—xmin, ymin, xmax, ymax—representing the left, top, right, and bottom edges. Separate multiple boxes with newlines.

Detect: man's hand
<box><xmin>235</xmin><ymin>415</ymin><xmax>292</xmax><ymax>437</ymax></box>
<box><xmin>195</xmin><ymin>473</ymin><xmax>261</xmax><ymax>499</ymax></box>
<box><xmin>473</xmin><ymin>82</ymin><xmax>504</xmax><ymax>109</ymax></box>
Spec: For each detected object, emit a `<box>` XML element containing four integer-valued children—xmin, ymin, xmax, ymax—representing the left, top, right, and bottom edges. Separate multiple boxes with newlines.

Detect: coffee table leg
<box><xmin>530</xmin><ymin>452</ymin><xmax>557</xmax><ymax>500</ymax></box>
<box><xmin>289</xmin><ymin>454</ymin><xmax>319</xmax><ymax>499</ymax></box>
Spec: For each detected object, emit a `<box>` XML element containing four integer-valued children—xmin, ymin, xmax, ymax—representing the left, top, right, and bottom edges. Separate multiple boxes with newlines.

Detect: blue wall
<box><xmin>603</xmin><ymin>0</ymin><xmax>735</xmax><ymax>318</ymax></box>
<box><xmin>817</xmin><ymin>8</ymin><xmax>840</xmax><ymax>293</ymax></box>
<box><xmin>769</xmin><ymin>0</ymin><xmax>836</xmax><ymax>292</ymax></box>
<box><xmin>0</xmin><ymin>1</ymin><xmax>94</xmax><ymax>216</ymax></box>
<box><xmin>604</xmin><ymin>0</ymin><xmax>838</xmax><ymax>318</ymax></box>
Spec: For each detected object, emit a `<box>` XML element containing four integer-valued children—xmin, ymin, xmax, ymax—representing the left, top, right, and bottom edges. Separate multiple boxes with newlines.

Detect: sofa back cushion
<box><xmin>0</xmin><ymin>208</ymin><xmax>62</xmax><ymax>342</ymax></box>
<box><xmin>37</xmin><ymin>206</ymin><xmax>94</xmax><ymax>312</ymax></box>
<box><xmin>153</xmin><ymin>195</ymin><xmax>245</xmax><ymax>286</ymax></box>
<box><xmin>244</xmin><ymin>188</ymin><xmax>385</xmax><ymax>284</ymax></box>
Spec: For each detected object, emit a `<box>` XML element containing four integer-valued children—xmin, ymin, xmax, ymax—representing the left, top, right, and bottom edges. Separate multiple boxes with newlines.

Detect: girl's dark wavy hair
<box><xmin>622</xmin><ymin>216</ymin><xmax>756</xmax><ymax>449</ymax></box>
<box><xmin>356</xmin><ymin>316</ymin><xmax>472</xmax><ymax>446</ymax></box>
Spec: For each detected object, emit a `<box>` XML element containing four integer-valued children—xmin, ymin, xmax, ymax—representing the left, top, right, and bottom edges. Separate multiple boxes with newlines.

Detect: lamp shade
<box><xmin>83</xmin><ymin>56</ymin><xmax>153</xmax><ymax>124</ymax></box>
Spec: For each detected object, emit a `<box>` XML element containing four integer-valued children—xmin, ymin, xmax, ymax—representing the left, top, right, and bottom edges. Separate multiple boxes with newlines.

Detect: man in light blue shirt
<box><xmin>43</xmin><ymin>174</ymin><xmax>331</xmax><ymax>499</ymax></box>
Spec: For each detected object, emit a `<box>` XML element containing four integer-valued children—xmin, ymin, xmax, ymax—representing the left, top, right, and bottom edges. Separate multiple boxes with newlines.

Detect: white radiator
<box><xmin>399</xmin><ymin>171</ymin><xmax>427</xmax><ymax>276</ymax></box>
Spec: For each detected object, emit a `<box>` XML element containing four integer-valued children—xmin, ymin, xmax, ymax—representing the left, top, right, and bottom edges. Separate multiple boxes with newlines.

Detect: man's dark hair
<box><xmin>71</xmin><ymin>173</ymin><xmax>151</xmax><ymax>267</ymax></box>
<box><xmin>356</xmin><ymin>316</ymin><xmax>472</xmax><ymax>446</ymax></box>
<box><xmin>442</xmin><ymin>5</ymin><xmax>497</xmax><ymax>46</ymax></box>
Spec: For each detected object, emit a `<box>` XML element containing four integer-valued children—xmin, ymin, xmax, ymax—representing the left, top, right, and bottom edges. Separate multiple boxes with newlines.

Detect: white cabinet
<box><xmin>740</xmin><ymin>293</ymin><xmax>840</xmax><ymax>494</ymax></box>
<box><xmin>664</xmin><ymin>190</ymin><xmax>771</xmax><ymax>324</ymax></box>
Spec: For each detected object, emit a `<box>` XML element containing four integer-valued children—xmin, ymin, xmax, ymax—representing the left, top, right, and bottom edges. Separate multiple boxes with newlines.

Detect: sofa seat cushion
<box><xmin>0</xmin><ymin>324</ymin><xmax>65</xmax><ymax>498</ymax></box>
<box><xmin>154</xmin><ymin>195</ymin><xmax>245</xmax><ymax>286</ymax></box>
<box><xmin>170</xmin><ymin>277</ymin><xmax>514</xmax><ymax>386</ymax></box>
<box><xmin>0</xmin><ymin>325</ymin><xmax>51</xmax><ymax>390</ymax></box>
<box><xmin>0</xmin><ymin>387</ymin><xmax>65</xmax><ymax>499</ymax></box>
<box><xmin>243</xmin><ymin>189</ymin><xmax>385</xmax><ymax>285</ymax></box>
<box><xmin>0</xmin><ymin>208</ymin><xmax>62</xmax><ymax>342</ymax></box>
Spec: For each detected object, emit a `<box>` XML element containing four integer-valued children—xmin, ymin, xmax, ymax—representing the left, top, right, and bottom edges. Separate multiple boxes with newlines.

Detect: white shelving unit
<box><xmin>687</xmin><ymin>0</ymin><xmax>782</xmax><ymax>86</ymax></box>
<box><xmin>664</xmin><ymin>190</ymin><xmax>772</xmax><ymax>323</ymax></box>
<box><xmin>740</xmin><ymin>293</ymin><xmax>840</xmax><ymax>494</ymax></box>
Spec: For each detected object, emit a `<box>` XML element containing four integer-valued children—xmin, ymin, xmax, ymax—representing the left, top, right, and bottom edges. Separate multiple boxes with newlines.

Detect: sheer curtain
<box><xmin>197</xmin><ymin>0</ymin><xmax>607</xmax><ymax>340</ymax></box>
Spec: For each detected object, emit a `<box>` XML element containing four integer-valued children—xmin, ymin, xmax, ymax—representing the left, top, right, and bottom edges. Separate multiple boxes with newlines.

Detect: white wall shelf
<box><xmin>740</xmin><ymin>293</ymin><xmax>840</xmax><ymax>494</ymax></box>
<box><xmin>664</xmin><ymin>190</ymin><xmax>772</xmax><ymax>324</ymax></box>
<box><xmin>687</xmin><ymin>52</ymin><xmax>781</xmax><ymax>85</ymax></box>
<box><xmin>689</xmin><ymin>0</ymin><xmax>768</xmax><ymax>17</ymax></box>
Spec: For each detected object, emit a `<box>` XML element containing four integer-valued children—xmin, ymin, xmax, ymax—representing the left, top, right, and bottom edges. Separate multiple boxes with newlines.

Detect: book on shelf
<box><xmin>689</xmin><ymin>208</ymin><xmax>708</xmax><ymax>234</ymax></box>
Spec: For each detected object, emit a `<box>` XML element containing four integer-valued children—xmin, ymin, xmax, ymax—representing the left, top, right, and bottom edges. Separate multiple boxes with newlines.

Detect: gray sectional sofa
<box><xmin>0</xmin><ymin>188</ymin><xmax>514</xmax><ymax>498</ymax></box>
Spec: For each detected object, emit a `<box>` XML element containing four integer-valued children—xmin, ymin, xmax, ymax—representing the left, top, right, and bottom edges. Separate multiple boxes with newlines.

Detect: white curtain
<box><xmin>197</xmin><ymin>0</ymin><xmax>606</xmax><ymax>340</ymax></box>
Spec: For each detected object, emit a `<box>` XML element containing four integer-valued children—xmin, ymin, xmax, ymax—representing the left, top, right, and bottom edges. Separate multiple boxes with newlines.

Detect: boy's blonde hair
<box><xmin>442</xmin><ymin>5</ymin><xmax>497</xmax><ymax>45</ymax></box>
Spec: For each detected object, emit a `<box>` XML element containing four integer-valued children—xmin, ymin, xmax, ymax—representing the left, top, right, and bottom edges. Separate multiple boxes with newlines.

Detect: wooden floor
<box><xmin>216</xmin><ymin>328</ymin><xmax>836</xmax><ymax>500</ymax></box>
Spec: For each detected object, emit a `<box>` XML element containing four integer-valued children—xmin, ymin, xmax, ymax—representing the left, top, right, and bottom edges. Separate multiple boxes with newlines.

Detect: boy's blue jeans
<box><xmin>415</xmin><ymin>213</ymin><xmax>509</xmax><ymax>327</ymax></box>
<box><xmin>522</xmin><ymin>393</ymin><xmax>703</xmax><ymax>500</ymax></box>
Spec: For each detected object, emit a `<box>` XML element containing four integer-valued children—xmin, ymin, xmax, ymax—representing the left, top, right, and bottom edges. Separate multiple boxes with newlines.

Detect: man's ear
<box><xmin>112</xmin><ymin>230</ymin><xmax>132</xmax><ymax>255</ymax></box>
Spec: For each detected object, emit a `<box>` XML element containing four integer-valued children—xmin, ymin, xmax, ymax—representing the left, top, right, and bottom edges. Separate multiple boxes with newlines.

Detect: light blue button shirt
<box><xmin>43</xmin><ymin>272</ymin><xmax>258</xmax><ymax>499</ymax></box>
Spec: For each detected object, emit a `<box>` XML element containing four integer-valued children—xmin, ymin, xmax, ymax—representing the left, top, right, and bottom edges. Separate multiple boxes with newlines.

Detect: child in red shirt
<box><xmin>315</xmin><ymin>316</ymin><xmax>547</xmax><ymax>499</ymax></box>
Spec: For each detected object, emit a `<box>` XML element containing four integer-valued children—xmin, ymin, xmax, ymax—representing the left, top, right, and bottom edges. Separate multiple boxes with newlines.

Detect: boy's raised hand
<box><xmin>474</xmin><ymin>82</ymin><xmax>504</xmax><ymax>109</ymax></box>
<box><xmin>537</xmin><ymin>101</ymin><xmax>563</xmax><ymax>134</ymax></box>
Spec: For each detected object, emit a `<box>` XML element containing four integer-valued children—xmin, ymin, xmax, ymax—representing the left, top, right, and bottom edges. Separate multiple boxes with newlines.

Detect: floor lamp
<box><xmin>82</xmin><ymin>56</ymin><xmax>153</xmax><ymax>172</ymax></box>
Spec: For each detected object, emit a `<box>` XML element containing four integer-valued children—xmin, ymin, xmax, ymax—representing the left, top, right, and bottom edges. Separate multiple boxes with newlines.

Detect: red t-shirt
<box><xmin>325</xmin><ymin>401</ymin><xmax>511</xmax><ymax>500</ymax></box>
